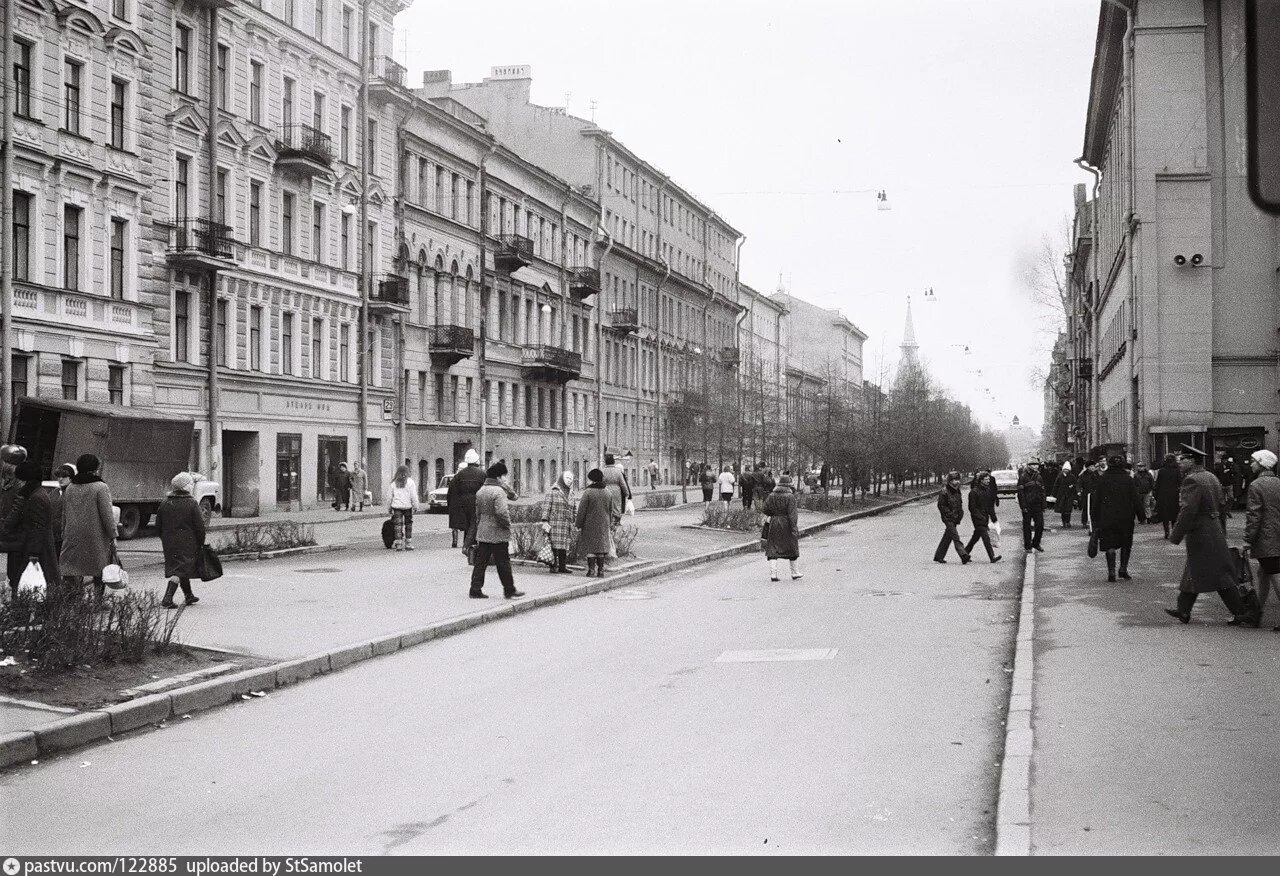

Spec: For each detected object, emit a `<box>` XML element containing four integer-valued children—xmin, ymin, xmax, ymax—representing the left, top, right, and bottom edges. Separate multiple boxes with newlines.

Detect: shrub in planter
<box><xmin>700</xmin><ymin>504</ymin><xmax>764</xmax><ymax>532</ymax></box>
<box><xmin>214</xmin><ymin>520</ymin><xmax>316</xmax><ymax>555</ymax></box>
<box><xmin>644</xmin><ymin>492</ymin><xmax>677</xmax><ymax>509</ymax></box>
<box><xmin>507</xmin><ymin>503</ymin><xmax>545</xmax><ymax>523</ymax></box>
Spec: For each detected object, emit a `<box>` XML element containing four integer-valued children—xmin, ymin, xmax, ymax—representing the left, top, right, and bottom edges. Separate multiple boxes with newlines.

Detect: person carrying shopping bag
<box><xmin>156</xmin><ymin>472</ymin><xmax>205</xmax><ymax>608</ymax></box>
<box><xmin>541</xmin><ymin>470</ymin><xmax>578</xmax><ymax>575</ymax></box>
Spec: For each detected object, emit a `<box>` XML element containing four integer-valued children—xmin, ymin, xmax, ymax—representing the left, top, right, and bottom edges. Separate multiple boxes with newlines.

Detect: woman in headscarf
<box><xmin>575</xmin><ymin>468</ymin><xmax>613</xmax><ymax>578</ymax></box>
<box><xmin>762</xmin><ymin>473</ymin><xmax>802</xmax><ymax>582</ymax></box>
<box><xmin>540</xmin><ymin>470</ymin><xmax>578</xmax><ymax>574</ymax></box>
<box><xmin>156</xmin><ymin>472</ymin><xmax>206</xmax><ymax>608</ymax></box>
<box><xmin>59</xmin><ymin>453</ymin><xmax>117</xmax><ymax>606</ymax></box>
<box><xmin>4</xmin><ymin>459</ymin><xmax>60</xmax><ymax>599</ymax></box>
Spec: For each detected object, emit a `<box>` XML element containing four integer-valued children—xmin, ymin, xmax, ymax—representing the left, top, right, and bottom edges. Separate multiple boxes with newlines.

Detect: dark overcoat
<box><xmin>156</xmin><ymin>494</ymin><xmax>206</xmax><ymax>579</ymax></box>
<box><xmin>1054</xmin><ymin>471</ymin><xmax>1079</xmax><ymax>509</ymax></box>
<box><xmin>1170</xmin><ymin>466</ymin><xmax>1236</xmax><ymax>594</ymax></box>
<box><xmin>762</xmin><ymin>487</ymin><xmax>800</xmax><ymax>560</ymax></box>
<box><xmin>574</xmin><ymin>485</ymin><xmax>613</xmax><ymax>556</ymax></box>
<box><xmin>1154</xmin><ymin>463</ymin><xmax>1183</xmax><ymax>523</ymax></box>
<box><xmin>448</xmin><ymin>464</ymin><xmax>485</xmax><ymax>532</ymax></box>
<box><xmin>967</xmin><ymin>480</ymin><xmax>995</xmax><ymax>528</ymax></box>
<box><xmin>1094</xmin><ymin>468</ymin><xmax>1141</xmax><ymax>550</ymax></box>
<box><xmin>1244</xmin><ymin>469</ymin><xmax>1280</xmax><ymax>559</ymax></box>
<box><xmin>937</xmin><ymin>485</ymin><xmax>964</xmax><ymax>525</ymax></box>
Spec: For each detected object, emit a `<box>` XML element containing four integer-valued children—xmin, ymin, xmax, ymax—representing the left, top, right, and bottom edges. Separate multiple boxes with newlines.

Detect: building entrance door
<box><xmin>317</xmin><ymin>436</ymin><xmax>348</xmax><ymax>505</ymax></box>
<box><xmin>277</xmin><ymin>434</ymin><xmax>302</xmax><ymax>510</ymax></box>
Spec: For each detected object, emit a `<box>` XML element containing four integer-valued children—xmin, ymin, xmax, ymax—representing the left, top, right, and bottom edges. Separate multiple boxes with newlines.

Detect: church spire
<box><xmin>901</xmin><ymin>296</ymin><xmax>919</xmax><ymax>364</ymax></box>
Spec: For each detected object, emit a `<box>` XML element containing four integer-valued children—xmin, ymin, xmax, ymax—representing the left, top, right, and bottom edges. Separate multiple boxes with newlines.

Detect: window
<box><xmin>282</xmin><ymin>77</ymin><xmax>295</xmax><ymax>126</ymax></box>
<box><xmin>174</xmin><ymin>291</ymin><xmax>189</xmax><ymax>362</ymax></box>
<box><xmin>450</xmin><ymin>174</ymin><xmax>459</xmax><ymax>220</ymax></box>
<box><xmin>340</xmin><ymin>212</ymin><xmax>351</xmax><ymax>269</ymax></box>
<box><xmin>249</xmin><ymin>181</ymin><xmax>262</xmax><ymax>246</ymax></box>
<box><xmin>64</xmin><ymin>59</ymin><xmax>81</xmax><ymax>134</ymax></box>
<box><xmin>282</xmin><ymin>312</ymin><xmax>295</xmax><ymax>375</ymax></box>
<box><xmin>435</xmin><ymin>168</ymin><xmax>444</xmax><ymax>213</ymax></box>
<box><xmin>314</xmin><ymin>0</ymin><xmax>325</xmax><ymax>41</ymax></box>
<box><xmin>216</xmin><ymin>299</ymin><xmax>228</xmax><ymax>367</ymax></box>
<box><xmin>466</xmin><ymin>180</ymin><xmax>475</xmax><ymax>226</ymax></box>
<box><xmin>108</xmin><ymin>366</ymin><xmax>125</xmax><ymax>405</ymax></box>
<box><xmin>62</xmin><ymin>205</ymin><xmax>81</xmax><ymax>291</ymax></box>
<box><xmin>110</xmin><ymin>79</ymin><xmax>127</xmax><ymax>149</ymax></box>
<box><xmin>12</xmin><ymin>192</ymin><xmax>30</xmax><ymax>281</ymax></box>
<box><xmin>215</xmin><ymin>169</ymin><xmax>228</xmax><ymax>224</ymax></box>
<box><xmin>311</xmin><ymin>201</ymin><xmax>324</xmax><ymax>262</ymax></box>
<box><xmin>11</xmin><ymin>355</ymin><xmax>29</xmax><ymax>400</ymax></box>
<box><xmin>217</xmin><ymin>44</ymin><xmax>229</xmax><ymax>110</ymax></box>
<box><xmin>339</xmin><ymin>325</ymin><xmax>350</xmax><ymax>381</ymax></box>
<box><xmin>249</xmin><ymin>61</ymin><xmax>263</xmax><ymax>125</ymax></box>
<box><xmin>110</xmin><ymin>218</ymin><xmax>126</xmax><ymax>300</ymax></box>
<box><xmin>524</xmin><ymin>386</ymin><xmax>533</xmax><ymax>427</ymax></box>
<box><xmin>434</xmin><ymin>373</ymin><xmax>444</xmax><ymax>420</ymax></box>
<box><xmin>13</xmin><ymin>40</ymin><xmax>31</xmax><ymax>117</ymax></box>
<box><xmin>342</xmin><ymin>6</ymin><xmax>353</xmax><ymax>57</ymax></box>
<box><xmin>312</xmin><ymin>90</ymin><xmax>325</xmax><ymax>133</ymax></box>
<box><xmin>366</xmin><ymin>118</ymin><xmax>377</xmax><ymax>164</ymax></box>
<box><xmin>340</xmin><ymin>106</ymin><xmax>351</xmax><ymax>162</ymax></box>
<box><xmin>175</xmin><ymin>25</ymin><xmax>191</xmax><ymax>94</ymax></box>
<box><xmin>112</xmin><ymin>0</ymin><xmax>127</xmax><ymax>20</ymax></box>
<box><xmin>250</xmin><ymin>306</ymin><xmax>263</xmax><ymax>371</ymax></box>
<box><xmin>282</xmin><ymin>192</ymin><xmax>295</xmax><ymax>256</ymax></box>
<box><xmin>175</xmin><ymin>156</ymin><xmax>189</xmax><ymax>219</ymax></box>
<box><xmin>61</xmin><ymin>360</ymin><xmax>80</xmax><ymax>401</ymax></box>
<box><xmin>311</xmin><ymin>318</ymin><xmax>323</xmax><ymax>378</ymax></box>
<box><xmin>284</xmin><ymin>0</ymin><xmax>295</xmax><ymax>26</ymax></box>
<box><xmin>369</xmin><ymin>22</ymin><xmax>380</xmax><ymax>59</ymax></box>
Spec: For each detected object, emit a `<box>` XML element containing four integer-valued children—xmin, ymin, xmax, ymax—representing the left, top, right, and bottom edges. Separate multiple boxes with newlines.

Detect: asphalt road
<box><xmin>1</xmin><ymin>501</ymin><xmax>1020</xmax><ymax>855</ymax></box>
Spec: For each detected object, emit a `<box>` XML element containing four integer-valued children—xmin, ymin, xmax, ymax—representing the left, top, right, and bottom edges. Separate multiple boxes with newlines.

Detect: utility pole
<box><xmin>0</xmin><ymin>0</ymin><xmax>15</xmax><ymax>440</ymax></box>
<box><xmin>206</xmin><ymin>7</ymin><xmax>222</xmax><ymax>486</ymax></box>
<box><xmin>477</xmin><ymin>139</ymin><xmax>497</xmax><ymax>463</ymax></box>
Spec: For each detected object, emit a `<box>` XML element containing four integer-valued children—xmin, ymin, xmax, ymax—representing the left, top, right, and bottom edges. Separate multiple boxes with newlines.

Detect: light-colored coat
<box><xmin>1244</xmin><ymin>469</ymin><xmax>1280</xmax><ymax>559</ymax></box>
<box><xmin>1170</xmin><ymin>466</ymin><xmax>1236</xmax><ymax>594</ymax></box>
<box><xmin>474</xmin><ymin>479</ymin><xmax>512</xmax><ymax>544</ymax></box>
<box><xmin>59</xmin><ymin>479</ymin><xmax>116</xmax><ymax>578</ymax></box>
<box><xmin>541</xmin><ymin>487</ymin><xmax>577</xmax><ymax>551</ymax></box>
<box><xmin>600</xmin><ymin>464</ymin><xmax>631</xmax><ymax>520</ymax></box>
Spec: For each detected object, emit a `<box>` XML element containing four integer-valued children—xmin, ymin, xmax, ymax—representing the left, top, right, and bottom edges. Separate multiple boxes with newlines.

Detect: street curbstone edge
<box><xmin>103</xmin><ymin>693</ymin><xmax>173</xmax><ymax>736</ymax></box>
<box><xmin>993</xmin><ymin>550</ymin><xmax>1036</xmax><ymax>856</ymax></box>
<box><xmin>0</xmin><ymin>731</ymin><xmax>39</xmax><ymax>769</ymax></box>
<box><xmin>274</xmin><ymin>654</ymin><xmax>330</xmax><ymax>687</ymax></box>
<box><xmin>169</xmin><ymin>676</ymin><xmax>239</xmax><ymax>715</ymax></box>
<box><xmin>33</xmin><ymin>711</ymin><xmax>112</xmax><ymax>756</ymax></box>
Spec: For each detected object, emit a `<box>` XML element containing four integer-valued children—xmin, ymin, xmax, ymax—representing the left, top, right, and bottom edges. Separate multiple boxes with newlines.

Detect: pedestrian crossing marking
<box><xmin>715</xmin><ymin>648</ymin><xmax>838</xmax><ymax>663</ymax></box>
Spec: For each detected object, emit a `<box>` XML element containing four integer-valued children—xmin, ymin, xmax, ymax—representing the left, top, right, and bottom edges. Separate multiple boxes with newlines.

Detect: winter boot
<box><xmin>1106</xmin><ymin>551</ymin><xmax>1117</xmax><ymax>583</ymax></box>
<box><xmin>179</xmin><ymin>579</ymin><xmax>199</xmax><ymax>605</ymax></box>
<box><xmin>586</xmin><ymin>557</ymin><xmax>596</xmax><ymax>577</ymax></box>
<box><xmin>161</xmin><ymin>578</ymin><xmax>180</xmax><ymax>609</ymax></box>
<box><xmin>556</xmin><ymin>550</ymin><xmax>569</xmax><ymax>574</ymax></box>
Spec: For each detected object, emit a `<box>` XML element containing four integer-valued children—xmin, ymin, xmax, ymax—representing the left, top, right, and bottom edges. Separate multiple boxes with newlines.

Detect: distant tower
<box><xmin>900</xmin><ymin>296</ymin><xmax>919</xmax><ymax>366</ymax></box>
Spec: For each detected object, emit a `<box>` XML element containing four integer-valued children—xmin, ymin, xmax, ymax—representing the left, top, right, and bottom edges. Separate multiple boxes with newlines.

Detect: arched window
<box><xmin>449</xmin><ymin>260</ymin><xmax>460</xmax><ymax>330</ymax></box>
<box><xmin>464</xmin><ymin>264</ymin><xmax>474</xmax><ymax>329</ymax></box>
<box><xmin>434</xmin><ymin>254</ymin><xmax>445</xmax><ymax>324</ymax></box>
<box><xmin>418</xmin><ymin>460</ymin><xmax>429</xmax><ymax>499</ymax></box>
<box><xmin>538</xmin><ymin>459</ymin><xmax>546</xmax><ymax>494</ymax></box>
<box><xmin>513</xmin><ymin>458</ymin><xmax>522</xmax><ymax>493</ymax></box>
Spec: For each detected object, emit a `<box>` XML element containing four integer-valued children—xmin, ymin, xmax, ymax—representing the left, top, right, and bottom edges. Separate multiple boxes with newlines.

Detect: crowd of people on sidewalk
<box><xmin>931</xmin><ymin>444</ymin><xmax>1280</xmax><ymax>632</ymax></box>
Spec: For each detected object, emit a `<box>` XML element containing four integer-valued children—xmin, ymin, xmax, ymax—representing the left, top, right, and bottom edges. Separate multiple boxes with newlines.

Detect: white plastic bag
<box><xmin>624</xmin><ymin>498</ymin><xmax>635</xmax><ymax>516</ymax></box>
<box><xmin>101</xmin><ymin>563</ymin><xmax>128</xmax><ymax>590</ymax></box>
<box><xmin>17</xmin><ymin>561</ymin><xmax>45</xmax><ymax>596</ymax></box>
<box><xmin>991</xmin><ymin>520</ymin><xmax>1002</xmax><ymax>548</ymax></box>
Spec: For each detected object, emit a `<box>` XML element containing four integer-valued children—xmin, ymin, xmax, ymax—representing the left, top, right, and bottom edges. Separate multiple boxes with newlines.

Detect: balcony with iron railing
<box><xmin>494</xmin><ymin>234</ymin><xmax>534</xmax><ymax>273</ymax></box>
<box><xmin>569</xmin><ymin>267</ymin><xmax>600</xmax><ymax>301</ymax></box>
<box><xmin>165</xmin><ymin>217</ymin><xmax>235</xmax><ymax>271</ymax></box>
<box><xmin>520</xmin><ymin>345</ymin><xmax>582</xmax><ymax>383</ymax></box>
<box><xmin>370</xmin><ymin>274</ymin><xmax>410</xmax><ymax>314</ymax></box>
<box><xmin>370</xmin><ymin>57</ymin><xmax>409</xmax><ymax>103</ymax></box>
<box><xmin>275</xmin><ymin>124</ymin><xmax>332</xmax><ymax>176</ymax></box>
<box><xmin>428</xmin><ymin>324</ymin><xmax>475</xmax><ymax>367</ymax></box>
<box><xmin>608</xmin><ymin>307</ymin><xmax>639</xmax><ymax>335</ymax></box>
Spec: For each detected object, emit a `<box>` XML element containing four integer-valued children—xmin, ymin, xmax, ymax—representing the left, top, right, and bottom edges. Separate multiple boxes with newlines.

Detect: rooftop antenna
<box><xmin>563</xmin><ymin>91</ymin><xmax>572</xmax><ymax>111</ymax></box>
<box><xmin>589</xmin><ymin>99</ymin><xmax>597</xmax><ymax>123</ymax></box>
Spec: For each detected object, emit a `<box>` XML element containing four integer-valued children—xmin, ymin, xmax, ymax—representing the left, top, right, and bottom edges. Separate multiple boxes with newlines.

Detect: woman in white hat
<box><xmin>156</xmin><ymin>472</ymin><xmax>206</xmax><ymax>608</ymax></box>
<box><xmin>1244</xmin><ymin>448</ymin><xmax>1280</xmax><ymax>630</ymax></box>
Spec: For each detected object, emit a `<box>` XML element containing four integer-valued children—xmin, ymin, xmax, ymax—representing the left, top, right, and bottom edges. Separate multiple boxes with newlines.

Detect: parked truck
<box><xmin>10</xmin><ymin>397</ymin><xmax>221</xmax><ymax>539</ymax></box>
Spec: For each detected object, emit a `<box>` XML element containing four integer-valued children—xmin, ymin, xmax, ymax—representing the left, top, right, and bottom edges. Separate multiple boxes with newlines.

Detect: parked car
<box><xmin>427</xmin><ymin>475</ymin><xmax>452</xmax><ymax>512</ymax></box>
<box><xmin>992</xmin><ymin>469</ymin><xmax>1019</xmax><ymax>495</ymax></box>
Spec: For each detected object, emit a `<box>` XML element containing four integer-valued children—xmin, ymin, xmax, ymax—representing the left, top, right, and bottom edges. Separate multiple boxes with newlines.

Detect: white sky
<box><xmin>394</xmin><ymin>0</ymin><xmax>1099</xmax><ymax>433</ymax></box>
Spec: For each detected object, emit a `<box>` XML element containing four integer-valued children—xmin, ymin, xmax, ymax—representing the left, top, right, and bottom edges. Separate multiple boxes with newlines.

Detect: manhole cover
<box><xmin>295</xmin><ymin>567</ymin><xmax>341</xmax><ymax>574</ymax></box>
<box><xmin>606</xmin><ymin>589</ymin><xmax>656</xmax><ymax>600</ymax></box>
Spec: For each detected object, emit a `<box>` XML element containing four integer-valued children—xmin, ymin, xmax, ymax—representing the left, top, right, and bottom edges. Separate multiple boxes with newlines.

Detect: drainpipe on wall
<box><xmin>206</xmin><ymin>6</ymin><xmax>222</xmax><ymax>490</ymax></box>
<box><xmin>357</xmin><ymin>4</ymin><xmax>371</xmax><ymax>477</ymax></box>
<box><xmin>653</xmin><ymin>257</ymin><xmax>671</xmax><ymax>491</ymax></box>
<box><xmin>732</xmin><ymin>234</ymin><xmax>747</xmax><ymax>464</ymax></box>
<box><xmin>594</xmin><ymin>227</ymin><xmax>613</xmax><ymax>467</ymax></box>
<box><xmin>0</xmin><ymin>0</ymin><xmax>15</xmax><ymax>441</ymax></box>
<box><xmin>559</xmin><ymin>189</ymin><xmax>571</xmax><ymax>474</ymax></box>
<box><xmin>476</xmin><ymin>138</ymin><xmax>498</xmax><ymax>463</ymax></box>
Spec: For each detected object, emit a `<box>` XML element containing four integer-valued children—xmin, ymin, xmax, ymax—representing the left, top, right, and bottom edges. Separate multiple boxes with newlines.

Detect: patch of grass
<box><xmin>644</xmin><ymin>492</ymin><xmax>677</xmax><ymax>509</ymax></box>
<box><xmin>213</xmin><ymin>520</ymin><xmax>316</xmax><ymax>555</ymax></box>
<box><xmin>0</xmin><ymin>586</ymin><xmax>183</xmax><ymax>671</ymax></box>
<box><xmin>700</xmin><ymin>504</ymin><xmax>764</xmax><ymax>532</ymax></box>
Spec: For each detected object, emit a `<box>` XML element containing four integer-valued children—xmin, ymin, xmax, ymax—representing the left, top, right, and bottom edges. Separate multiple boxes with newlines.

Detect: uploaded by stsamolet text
<box><xmin>3</xmin><ymin>860</ymin><xmax>365</xmax><ymax>876</ymax></box>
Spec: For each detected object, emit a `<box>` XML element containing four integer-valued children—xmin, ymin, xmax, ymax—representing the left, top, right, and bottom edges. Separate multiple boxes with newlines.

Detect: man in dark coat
<box><xmin>963</xmin><ymin>471</ymin><xmax>1001</xmax><ymax>562</ymax></box>
<box><xmin>449</xmin><ymin>450</ymin><xmax>487</xmax><ymax>555</ymax></box>
<box><xmin>933</xmin><ymin>472</ymin><xmax>971</xmax><ymax>564</ymax></box>
<box><xmin>754</xmin><ymin>469</ymin><xmax>776</xmax><ymax>505</ymax></box>
<box><xmin>1094</xmin><ymin>455</ymin><xmax>1142</xmax><ymax>581</ymax></box>
<box><xmin>1133</xmin><ymin>464</ymin><xmax>1155</xmax><ymax>523</ymax></box>
<box><xmin>739</xmin><ymin>466</ymin><xmax>756</xmax><ymax>510</ymax></box>
<box><xmin>1165</xmin><ymin>445</ymin><xmax>1257</xmax><ymax>625</ymax></box>
<box><xmin>1153</xmin><ymin>453</ymin><xmax>1183</xmax><ymax>539</ymax></box>
<box><xmin>1054</xmin><ymin>463</ymin><xmax>1079</xmax><ymax>529</ymax></box>
<box><xmin>1078</xmin><ymin>461</ymin><xmax>1099</xmax><ymax>529</ymax></box>
<box><xmin>1017</xmin><ymin>462</ymin><xmax>1047</xmax><ymax>553</ymax></box>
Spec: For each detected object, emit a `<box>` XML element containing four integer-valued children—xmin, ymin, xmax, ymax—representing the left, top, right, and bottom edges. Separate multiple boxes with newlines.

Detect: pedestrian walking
<box><xmin>647</xmin><ymin>458</ymin><xmax>659</xmax><ymax>490</ymax></box>
<box><xmin>469</xmin><ymin>461</ymin><xmax>524</xmax><ymax>600</ymax></box>
<box><xmin>963</xmin><ymin>471</ymin><xmax>1002</xmax><ymax>563</ymax></box>
<box><xmin>350</xmin><ymin>462</ymin><xmax>368</xmax><ymax>512</ymax></box>
<box><xmin>0</xmin><ymin>456</ymin><xmax>24</xmax><ymax>599</ymax></box>
<box><xmin>934</xmin><ymin>472</ymin><xmax>971</xmax><ymax>564</ymax></box>
<box><xmin>3</xmin><ymin>459</ymin><xmax>61</xmax><ymax>600</ymax></box>
<box><xmin>1154</xmin><ymin>453</ymin><xmax>1184</xmax><ymax>539</ymax></box>
<box><xmin>575</xmin><ymin>468</ymin><xmax>614</xmax><ymax>578</ymax></box>
<box><xmin>387</xmin><ymin>465</ymin><xmax>418</xmax><ymax>551</ymax></box>
<box><xmin>739</xmin><ymin>466</ymin><xmax>756</xmax><ymax>510</ymax></box>
<box><xmin>699</xmin><ymin>464</ymin><xmax>716</xmax><ymax>504</ymax></box>
<box><xmin>1078</xmin><ymin>461</ymin><xmax>1099</xmax><ymax>529</ymax></box>
<box><xmin>600</xmin><ymin>453</ymin><xmax>633</xmax><ymax>524</ymax></box>
<box><xmin>1055</xmin><ymin>463</ymin><xmax>1079</xmax><ymax>529</ymax></box>
<box><xmin>716</xmin><ymin>465</ymin><xmax>736</xmax><ymax>505</ymax></box>
<box><xmin>1164</xmin><ymin>445</ymin><xmax>1258</xmax><ymax>625</ymax></box>
<box><xmin>449</xmin><ymin>449</ymin><xmax>485</xmax><ymax>550</ymax></box>
<box><xmin>754</xmin><ymin>468</ymin><xmax>776</xmax><ymax>506</ymax></box>
<box><xmin>540</xmin><ymin>470</ymin><xmax>577</xmax><ymax>575</ymax></box>
<box><xmin>332</xmin><ymin>462</ymin><xmax>352</xmax><ymax>511</ymax></box>
<box><xmin>156</xmin><ymin>472</ymin><xmax>205</xmax><ymax>608</ymax></box>
<box><xmin>1243</xmin><ymin>449</ymin><xmax>1280</xmax><ymax>630</ymax></box>
<box><xmin>59</xmin><ymin>454</ymin><xmax>118</xmax><ymax>606</ymax></box>
<box><xmin>1133</xmin><ymin>463</ymin><xmax>1155</xmax><ymax>523</ymax></box>
<box><xmin>1018</xmin><ymin>461</ymin><xmax>1047</xmax><ymax>553</ymax></box>
<box><xmin>1095</xmin><ymin>455</ymin><xmax>1142</xmax><ymax>582</ymax></box>
<box><xmin>762</xmin><ymin>474</ymin><xmax>802</xmax><ymax>581</ymax></box>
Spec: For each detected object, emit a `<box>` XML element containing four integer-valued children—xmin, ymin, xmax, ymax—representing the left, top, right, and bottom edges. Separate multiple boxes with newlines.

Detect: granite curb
<box><xmin>0</xmin><ymin>489</ymin><xmax>935</xmax><ymax>772</ymax></box>
<box><xmin>994</xmin><ymin>550</ymin><xmax>1035</xmax><ymax>857</ymax></box>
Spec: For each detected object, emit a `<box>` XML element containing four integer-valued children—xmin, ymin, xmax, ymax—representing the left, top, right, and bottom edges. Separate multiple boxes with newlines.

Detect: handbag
<box><xmin>536</xmin><ymin>542</ymin><xmax>554</xmax><ymax>565</ymax></box>
<box><xmin>102</xmin><ymin>545</ymin><xmax>128</xmax><ymax>590</ymax></box>
<box><xmin>991</xmin><ymin>519</ymin><xmax>1002</xmax><ymax>549</ymax></box>
<box><xmin>1087</xmin><ymin>529</ymin><xmax>1099</xmax><ymax>558</ymax></box>
<box><xmin>198</xmin><ymin>544</ymin><xmax>223</xmax><ymax>582</ymax></box>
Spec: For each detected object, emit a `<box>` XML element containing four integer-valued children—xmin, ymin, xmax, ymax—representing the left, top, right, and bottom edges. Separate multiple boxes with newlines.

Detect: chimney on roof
<box><xmin>485</xmin><ymin>65</ymin><xmax>532</xmax><ymax>104</ymax></box>
<box><xmin>1073</xmin><ymin>182</ymin><xmax>1086</xmax><ymax>209</ymax></box>
<box><xmin>420</xmin><ymin>69</ymin><xmax>452</xmax><ymax>97</ymax></box>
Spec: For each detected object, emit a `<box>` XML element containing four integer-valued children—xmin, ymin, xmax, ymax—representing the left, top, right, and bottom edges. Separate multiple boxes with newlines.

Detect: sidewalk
<box><xmin>1029</xmin><ymin>514</ymin><xmax>1280</xmax><ymax>854</ymax></box>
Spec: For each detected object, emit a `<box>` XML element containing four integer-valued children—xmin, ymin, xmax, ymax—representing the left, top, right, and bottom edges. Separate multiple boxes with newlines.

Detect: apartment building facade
<box><xmin>423</xmin><ymin>67</ymin><xmax>744</xmax><ymax>484</ymax></box>
<box><xmin>1079</xmin><ymin>0</ymin><xmax>1280</xmax><ymax>464</ymax></box>
<box><xmin>6</xmin><ymin>0</ymin><xmax>158</xmax><ymax>420</ymax></box>
<box><xmin>769</xmin><ymin>291</ymin><xmax>866</xmax><ymax>394</ymax></box>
